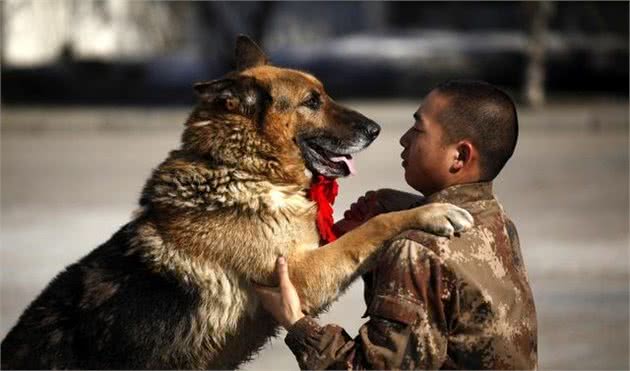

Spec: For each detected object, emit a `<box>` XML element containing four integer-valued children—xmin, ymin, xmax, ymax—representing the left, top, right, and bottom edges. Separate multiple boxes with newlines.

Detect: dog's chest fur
<box><xmin>133</xmin><ymin>156</ymin><xmax>321</xmax><ymax>368</ymax></box>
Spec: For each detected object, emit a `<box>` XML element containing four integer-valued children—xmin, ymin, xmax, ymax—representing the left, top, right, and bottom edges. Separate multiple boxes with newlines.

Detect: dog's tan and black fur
<box><xmin>1</xmin><ymin>36</ymin><xmax>472</xmax><ymax>369</ymax></box>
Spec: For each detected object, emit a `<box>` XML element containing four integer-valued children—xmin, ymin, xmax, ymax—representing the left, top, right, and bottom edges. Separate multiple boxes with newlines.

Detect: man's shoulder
<box><xmin>391</xmin><ymin>229</ymin><xmax>444</xmax><ymax>248</ymax></box>
<box><xmin>388</xmin><ymin>221</ymin><xmax>494</xmax><ymax>266</ymax></box>
<box><xmin>387</xmin><ymin>230</ymin><xmax>450</xmax><ymax>262</ymax></box>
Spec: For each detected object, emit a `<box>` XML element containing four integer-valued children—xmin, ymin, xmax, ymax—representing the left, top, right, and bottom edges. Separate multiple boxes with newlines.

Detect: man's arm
<box><xmin>258</xmin><ymin>239</ymin><xmax>452</xmax><ymax>370</ymax></box>
<box><xmin>284</xmin><ymin>302</ymin><xmax>419</xmax><ymax>370</ymax></box>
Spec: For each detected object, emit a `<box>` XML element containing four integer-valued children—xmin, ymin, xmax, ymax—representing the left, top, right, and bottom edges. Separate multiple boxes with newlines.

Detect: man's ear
<box><xmin>235</xmin><ymin>34</ymin><xmax>268</xmax><ymax>71</ymax></box>
<box><xmin>450</xmin><ymin>141</ymin><xmax>474</xmax><ymax>173</ymax></box>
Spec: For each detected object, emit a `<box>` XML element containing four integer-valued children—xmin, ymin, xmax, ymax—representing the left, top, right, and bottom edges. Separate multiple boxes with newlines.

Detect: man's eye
<box><xmin>302</xmin><ymin>93</ymin><xmax>321</xmax><ymax>110</ymax></box>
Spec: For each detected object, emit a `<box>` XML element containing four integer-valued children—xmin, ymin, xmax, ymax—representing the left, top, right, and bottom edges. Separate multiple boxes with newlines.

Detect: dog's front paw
<box><xmin>413</xmin><ymin>203</ymin><xmax>474</xmax><ymax>237</ymax></box>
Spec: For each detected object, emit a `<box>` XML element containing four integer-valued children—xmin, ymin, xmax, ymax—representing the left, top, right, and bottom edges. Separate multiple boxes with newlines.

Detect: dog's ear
<box><xmin>194</xmin><ymin>79</ymin><xmax>235</xmax><ymax>101</ymax></box>
<box><xmin>193</xmin><ymin>77</ymin><xmax>270</xmax><ymax>121</ymax></box>
<box><xmin>193</xmin><ymin>78</ymin><xmax>242</xmax><ymax>114</ymax></box>
<box><xmin>235</xmin><ymin>35</ymin><xmax>268</xmax><ymax>71</ymax></box>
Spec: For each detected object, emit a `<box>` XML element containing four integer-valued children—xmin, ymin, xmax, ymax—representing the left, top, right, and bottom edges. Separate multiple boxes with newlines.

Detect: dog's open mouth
<box><xmin>299</xmin><ymin>138</ymin><xmax>357</xmax><ymax>178</ymax></box>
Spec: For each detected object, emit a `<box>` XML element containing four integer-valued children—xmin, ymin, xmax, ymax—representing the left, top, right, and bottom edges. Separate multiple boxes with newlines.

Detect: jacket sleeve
<box><xmin>284</xmin><ymin>239</ymin><xmax>451</xmax><ymax>370</ymax></box>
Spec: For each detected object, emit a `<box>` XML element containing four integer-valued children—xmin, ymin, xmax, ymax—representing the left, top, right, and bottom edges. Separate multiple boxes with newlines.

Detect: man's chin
<box><xmin>403</xmin><ymin>172</ymin><xmax>423</xmax><ymax>195</ymax></box>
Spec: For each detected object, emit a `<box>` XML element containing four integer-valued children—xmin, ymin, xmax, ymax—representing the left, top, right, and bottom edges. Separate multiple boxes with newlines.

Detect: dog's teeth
<box><xmin>330</xmin><ymin>156</ymin><xmax>357</xmax><ymax>176</ymax></box>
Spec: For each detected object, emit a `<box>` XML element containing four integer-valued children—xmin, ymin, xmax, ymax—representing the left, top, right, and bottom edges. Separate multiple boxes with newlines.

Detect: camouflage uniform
<box><xmin>285</xmin><ymin>182</ymin><xmax>537</xmax><ymax>369</ymax></box>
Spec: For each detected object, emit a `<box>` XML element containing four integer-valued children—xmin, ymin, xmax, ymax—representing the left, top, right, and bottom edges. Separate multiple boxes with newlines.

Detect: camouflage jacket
<box><xmin>285</xmin><ymin>182</ymin><xmax>537</xmax><ymax>370</ymax></box>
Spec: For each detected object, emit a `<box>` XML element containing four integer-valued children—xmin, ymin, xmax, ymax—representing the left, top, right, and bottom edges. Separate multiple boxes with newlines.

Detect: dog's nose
<box><xmin>364</xmin><ymin>121</ymin><xmax>381</xmax><ymax>140</ymax></box>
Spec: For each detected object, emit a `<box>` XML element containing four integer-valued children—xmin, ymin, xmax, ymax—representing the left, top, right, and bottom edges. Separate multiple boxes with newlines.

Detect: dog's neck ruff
<box><xmin>148</xmin><ymin>163</ymin><xmax>314</xmax><ymax>216</ymax></box>
<box><xmin>307</xmin><ymin>175</ymin><xmax>339</xmax><ymax>244</ymax></box>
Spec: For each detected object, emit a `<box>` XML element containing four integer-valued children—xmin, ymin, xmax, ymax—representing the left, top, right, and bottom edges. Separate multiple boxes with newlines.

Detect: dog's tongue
<box><xmin>330</xmin><ymin>155</ymin><xmax>356</xmax><ymax>175</ymax></box>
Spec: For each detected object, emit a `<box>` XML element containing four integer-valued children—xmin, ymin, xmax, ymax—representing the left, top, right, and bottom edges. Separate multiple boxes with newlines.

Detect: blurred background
<box><xmin>1</xmin><ymin>1</ymin><xmax>628</xmax><ymax>369</ymax></box>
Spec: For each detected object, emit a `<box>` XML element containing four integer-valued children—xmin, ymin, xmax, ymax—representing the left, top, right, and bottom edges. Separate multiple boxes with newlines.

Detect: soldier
<box><xmin>255</xmin><ymin>80</ymin><xmax>537</xmax><ymax>369</ymax></box>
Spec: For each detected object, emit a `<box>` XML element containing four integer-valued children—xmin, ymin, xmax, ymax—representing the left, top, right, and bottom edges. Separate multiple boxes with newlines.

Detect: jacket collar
<box><xmin>426</xmin><ymin>181</ymin><xmax>495</xmax><ymax>206</ymax></box>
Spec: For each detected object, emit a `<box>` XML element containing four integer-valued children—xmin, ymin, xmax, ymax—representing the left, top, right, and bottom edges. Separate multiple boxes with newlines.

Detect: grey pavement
<box><xmin>1</xmin><ymin>100</ymin><xmax>628</xmax><ymax>369</ymax></box>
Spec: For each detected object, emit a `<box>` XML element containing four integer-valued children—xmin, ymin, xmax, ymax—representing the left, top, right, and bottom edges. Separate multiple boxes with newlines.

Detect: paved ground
<box><xmin>1</xmin><ymin>100</ymin><xmax>628</xmax><ymax>369</ymax></box>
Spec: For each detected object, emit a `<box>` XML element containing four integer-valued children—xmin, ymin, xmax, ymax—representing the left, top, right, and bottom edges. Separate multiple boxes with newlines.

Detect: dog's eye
<box><xmin>302</xmin><ymin>92</ymin><xmax>321</xmax><ymax>110</ymax></box>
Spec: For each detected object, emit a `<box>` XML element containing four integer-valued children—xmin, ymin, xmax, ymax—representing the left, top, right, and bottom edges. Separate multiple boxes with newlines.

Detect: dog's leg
<box><xmin>287</xmin><ymin>203</ymin><xmax>472</xmax><ymax>312</ymax></box>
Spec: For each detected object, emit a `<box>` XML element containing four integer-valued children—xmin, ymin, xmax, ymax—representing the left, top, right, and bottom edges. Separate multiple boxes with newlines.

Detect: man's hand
<box><xmin>254</xmin><ymin>257</ymin><xmax>304</xmax><ymax>329</ymax></box>
<box><xmin>335</xmin><ymin>189</ymin><xmax>425</xmax><ymax>235</ymax></box>
<box><xmin>374</xmin><ymin>188</ymin><xmax>426</xmax><ymax>212</ymax></box>
<box><xmin>334</xmin><ymin>191</ymin><xmax>383</xmax><ymax>235</ymax></box>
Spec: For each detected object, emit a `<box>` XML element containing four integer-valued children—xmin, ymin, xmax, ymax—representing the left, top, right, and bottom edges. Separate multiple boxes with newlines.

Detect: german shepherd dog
<box><xmin>1</xmin><ymin>36</ymin><xmax>472</xmax><ymax>369</ymax></box>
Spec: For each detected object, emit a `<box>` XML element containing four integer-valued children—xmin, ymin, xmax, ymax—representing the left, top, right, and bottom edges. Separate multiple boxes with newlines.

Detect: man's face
<box><xmin>399</xmin><ymin>91</ymin><xmax>453</xmax><ymax>196</ymax></box>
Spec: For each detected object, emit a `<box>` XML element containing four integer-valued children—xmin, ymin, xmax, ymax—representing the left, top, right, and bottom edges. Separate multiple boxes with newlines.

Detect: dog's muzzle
<box><xmin>298</xmin><ymin>119</ymin><xmax>381</xmax><ymax>178</ymax></box>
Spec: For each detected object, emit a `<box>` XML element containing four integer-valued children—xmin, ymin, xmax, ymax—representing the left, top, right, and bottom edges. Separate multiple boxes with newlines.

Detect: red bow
<box><xmin>307</xmin><ymin>175</ymin><xmax>339</xmax><ymax>244</ymax></box>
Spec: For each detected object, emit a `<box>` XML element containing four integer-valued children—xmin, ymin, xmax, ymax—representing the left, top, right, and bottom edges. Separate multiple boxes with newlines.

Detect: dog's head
<box><xmin>183</xmin><ymin>35</ymin><xmax>380</xmax><ymax>184</ymax></box>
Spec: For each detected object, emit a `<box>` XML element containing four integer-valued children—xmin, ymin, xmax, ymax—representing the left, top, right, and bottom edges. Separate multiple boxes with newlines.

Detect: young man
<box><xmin>255</xmin><ymin>80</ymin><xmax>537</xmax><ymax>369</ymax></box>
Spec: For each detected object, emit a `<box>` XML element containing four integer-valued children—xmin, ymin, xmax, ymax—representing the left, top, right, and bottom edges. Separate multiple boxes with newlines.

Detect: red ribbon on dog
<box><xmin>307</xmin><ymin>175</ymin><xmax>339</xmax><ymax>244</ymax></box>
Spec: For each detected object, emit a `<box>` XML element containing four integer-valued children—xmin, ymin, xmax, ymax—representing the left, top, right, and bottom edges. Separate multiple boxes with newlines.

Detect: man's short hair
<box><xmin>433</xmin><ymin>79</ymin><xmax>518</xmax><ymax>180</ymax></box>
